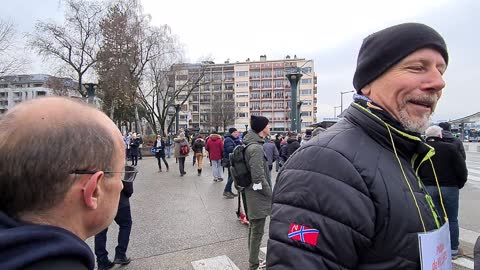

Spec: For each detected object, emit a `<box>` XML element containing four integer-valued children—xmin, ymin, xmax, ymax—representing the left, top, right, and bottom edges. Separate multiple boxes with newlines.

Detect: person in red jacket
<box><xmin>205</xmin><ymin>132</ymin><xmax>224</xmax><ymax>181</ymax></box>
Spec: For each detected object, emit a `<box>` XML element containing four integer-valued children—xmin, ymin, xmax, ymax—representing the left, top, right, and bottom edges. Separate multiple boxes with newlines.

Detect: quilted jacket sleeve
<box><xmin>267</xmin><ymin>144</ymin><xmax>375</xmax><ymax>269</ymax></box>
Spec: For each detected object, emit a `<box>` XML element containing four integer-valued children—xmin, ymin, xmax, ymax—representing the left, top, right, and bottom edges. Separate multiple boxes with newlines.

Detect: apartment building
<box><xmin>0</xmin><ymin>74</ymin><xmax>79</xmax><ymax>114</ymax></box>
<box><xmin>172</xmin><ymin>56</ymin><xmax>317</xmax><ymax>133</ymax></box>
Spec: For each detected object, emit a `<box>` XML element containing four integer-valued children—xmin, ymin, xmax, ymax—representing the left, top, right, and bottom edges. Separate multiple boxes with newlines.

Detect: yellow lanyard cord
<box><xmin>428</xmin><ymin>159</ymin><xmax>449</xmax><ymax>222</ymax></box>
<box><xmin>385</xmin><ymin>123</ymin><xmax>427</xmax><ymax>233</ymax></box>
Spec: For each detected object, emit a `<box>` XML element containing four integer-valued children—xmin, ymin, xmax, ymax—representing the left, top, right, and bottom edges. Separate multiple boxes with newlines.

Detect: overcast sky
<box><xmin>1</xmin><ymin>0</ymin><xmax>478</xmax><ymax>121</ymax></box>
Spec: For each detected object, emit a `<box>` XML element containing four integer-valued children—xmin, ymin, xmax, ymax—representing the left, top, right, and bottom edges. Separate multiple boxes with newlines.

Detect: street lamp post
<box><xmin>174</xmin><ymin>104</ymin><xmax>181</xmax><ymax>134</ymax></box>
<box><xmin>286</xmin><ymin>70</ymin><xmax>303</xmax><ymax>132</ymax></box>
<box><xmin>334</xmin><ymin>105</ymin><xmax>341</xmax><ymax>118</ymax></box>
<box><xmin>340</xmin><ymin>90</ymin><xmax>355</xmax><ymax>115</ymax></box>
<box><xmin>296</xmin><ymin>101</ymin><xmax>303</xmax><ymax>133</ymax></box>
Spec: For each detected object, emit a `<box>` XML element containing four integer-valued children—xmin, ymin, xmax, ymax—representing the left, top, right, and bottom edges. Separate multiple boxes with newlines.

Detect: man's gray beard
<box><xmin>398</xmin><ymin>108</ymin><xmax>431</xmax><ymax>134</ymax></box>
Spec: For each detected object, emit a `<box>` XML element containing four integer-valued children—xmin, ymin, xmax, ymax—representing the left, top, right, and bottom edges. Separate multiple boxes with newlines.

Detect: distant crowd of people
<box><xmin>2</xmin><ymin>22</ymin><xmax>479</xmax><ymax>270</ymax></box>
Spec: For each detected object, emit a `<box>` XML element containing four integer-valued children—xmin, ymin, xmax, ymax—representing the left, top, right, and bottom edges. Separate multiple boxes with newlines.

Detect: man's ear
<box><xmin>361</xmin><ymin>84</ymin><xmax>371</xmax><ymax>96</ymax></box>
<box><xmin>82</xmin><ymin>172</ymin><xmax>104</xmax><ymax>210</ymax></box>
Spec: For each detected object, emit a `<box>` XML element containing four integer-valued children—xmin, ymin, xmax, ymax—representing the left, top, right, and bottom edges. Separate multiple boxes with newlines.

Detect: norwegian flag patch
<box><xmin>288</xmin><ymin>223</ymin><xmax>319</xmax><ymax>246</ymax></box>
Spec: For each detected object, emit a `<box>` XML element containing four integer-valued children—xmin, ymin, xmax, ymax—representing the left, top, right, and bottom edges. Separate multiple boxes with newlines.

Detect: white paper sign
<box><xmin>418</xmin><ymin>222</ymin><xmax>452</xmax><ymax>270</ymax></box>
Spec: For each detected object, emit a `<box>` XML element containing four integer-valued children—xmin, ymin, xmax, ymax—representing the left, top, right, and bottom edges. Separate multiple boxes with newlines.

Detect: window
<box><xmin>251</xmin><ymin>81</ymin><xmax>260</xmax><ymax>89</ymax></box>
<box><xmin>0</xmin><ymin>100</ymin><xmax>8</xmax><ymax>106</ymax></box>
<box><xmin>274</xmin><ymin>69</ymin><xmax>284</xmax><ymax>78</ymax></box>
<box><xmin>36</xmin><ymin>91</ymin><xmax>46</xmax><ymax>96</ymax></box>
<box><xmin>14</xmin><ymin>92</ymin><xmax>22</xmax><ymax>97</ymax></box>
<box><xmin>0</xmin><ymin>92</ymin><xmax>7</xmax><ymax>98</ymax></box>
<box><xmin>250</xmin><ymin>70</ymin><xmax>261</xmax><ymax>79</ymax></box>
<box><xmin>212</xmin><ymin>84</ymin><xmax>222</xmax><ymax>91</ymax></box>
<box><xmin>261</xmin><ymin>101</ymin><xmax>272</xmax><ymax>109</ymax></box>
<box><xmin>236</xmin><ymin>81</ymin><xmax>248</xmax><ymax>88</ymax></box>
<box><xmin>236</xmin><ymin>93</ymin><xmax>248</xmax><ymax>98</ymax></box>
<box><xmin>250</xmin><ymin>92</ymin><xmax>260</xmax><ymax>99</ymax></box>
<box><xmin>237</xmin><ymin>112</ymin><xmax>248</xmax><ymax>118</ymax></box>
<box><xmin>176</xmin><ymin>75</ymin><xmax>188</xmax><ymax>80</ymax></box>
<box><xmin>274</xmin><ymin>80</ymin><xmax>283</xmax><ymax>88</ymax></box>
<box><xmin>224</xmin><ymin>73</ymin><xmax>234</xmax><ymax>80</ymax></box>
<box><xmin>192</xmin><ymin>104</ymin><xmax>199</xmax><ymax>112</ymax></box>
<box><xmin>301</xmin><ymin>78</ymin><xmax>312</xmax><ymax>84</ymax></box>
<box><xmin>225</xmin><ymin>83</ymin><xmax>234</xmax><ymax>90</ymax></box>
<box><xmin>274</xmin><ymin>91</ymin><xmax>283</xmax><ymax>99</ymax></box>
<box><xmin>0</xmin><ymin>84</ymin><xmax>7</xmax><ymax>88</ymax></box>
<box><xmin>224</xmin><ymin>93</ymin><xmax>233</xmax><ymax>100</ymax></box>
<box><xmin>15</xmin><ymin>84</ymin><xmax>24</xmax><ymax>88</ymax></box>
<box><xmin>261</xmin><ymin>80</ymin><xmax>272</xmax><ymax>88</ymax></box>
<box><xmin>236</xmin><ymin>102</ymin><xmax>248</xmax><ymax>107</ymax></box>
<box><xmin>261</xmin><ymin>70</ymin><xmax>272</xmax><ymax>78</ymax></box>
<box><xmin>302</xmin><ymin>100</ymin><xmax>312</xmax><ymax>106</ymax></box>
<box><xmin>236</xmin><ymin>71</ymin><xmax>248</xmax><ymax>77</ymax></box>
<box><xmin>213</xmin><ymin>73</ymin><xmax>222</xmax><ymax>81</ymax></box>
<box><xmin>274</xmin><ymin>101</ymin><xmax>283</xmax><ymax>109</ymax></box>
<box><xmin>250</xmin><ymin>101</ymin><xmax>260</xmax><ymax>110</ymax></box>
<box><xmin>300</xmin><ymin>89</ymin><xmax>312</xmax><ymax>95</ymax></box>
<box><xmin>302</xmin><ymin>67</ymin><xmax>312</xmax><ymax>74</ymax></box>
<box><xmin>302</xmin><ymin>111</ymin><xmax>312</xmax><ymax>117</ymax></box>
<box><xmin>261</xmin><ymin>91</ymin><xmax>272</xmax><ymax>99</ymax></box>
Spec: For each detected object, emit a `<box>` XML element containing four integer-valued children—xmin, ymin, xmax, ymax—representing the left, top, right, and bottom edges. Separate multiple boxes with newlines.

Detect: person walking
<box><xmin>153</xmin><ymin>134</ymin><xmax>169</xmax><ymax>172</ymax></box>
<box><xmin>94</xmin><ymin>179</ymin><xmax>134</xmax><ymax>269</ymax></box>
<box><xmin>223</xmin><ymin>128</ymin><xmax>241</xmax><ymax>198</ymax></box>
<box><xmin>419</xmin><ymin>125</ymin><xmax>468</xmax><ymax>258</ymax></box>
<box><xmin>263</xmin><ymin>135</ymin><xmax>279</xmax><ymax>184</ymax></box>
<box><xmin>192</xmin><ymin>134</ymin><xmax>206</xmax><ymax>176</ymax></box>
<box><xmin>244</xmin><ymin>115</ymin><xmax>272</xmax><ymax>270</ymax></box>
<box><xmin>129</xmin><ymin>133</ymin><xmax>140</xmax><ymax>166</ymax></box>
<box><xmin>174</xmin><ymin>132</ymin><xmax>189</xmax><ymax>176</ymax></box>
<box><xmin>206</xmin><ymin>132</ymin><xmax>224</xmax><ymax>182</ymax></box>
<box><xmin>268</xmin><ymin>23</ymin><xmax>450</xmax><ymax>269</ymax></box>
<box><xmin>273</xmin><ymin>134</ymin><xmax>282</xmax><ymax>172</ymax></box>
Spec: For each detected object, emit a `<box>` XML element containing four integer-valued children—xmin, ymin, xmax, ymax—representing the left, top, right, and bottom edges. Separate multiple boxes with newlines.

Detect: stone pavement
<box><xmin>86</xmin><ymin>154</ymin><xmax>479</xmax><ymax>269</ymax></box>
<box><xmin>87</xmin><ymin>155</ymin><xmax>270</xmax><ymax>269</ymax></box>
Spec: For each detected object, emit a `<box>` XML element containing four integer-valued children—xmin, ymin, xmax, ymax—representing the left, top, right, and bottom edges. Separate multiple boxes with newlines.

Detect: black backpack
<box><xmin>229</xmin><ymin>143</ymin><xmax>255</xmax><ymax>188</ymax></box>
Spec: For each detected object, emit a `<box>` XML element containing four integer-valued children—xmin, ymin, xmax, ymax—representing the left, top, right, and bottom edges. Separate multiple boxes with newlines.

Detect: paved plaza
<box><xmin>86</xmin><ymin>150</ymin><xmax>480</xmax><ymax>270</ymax></box>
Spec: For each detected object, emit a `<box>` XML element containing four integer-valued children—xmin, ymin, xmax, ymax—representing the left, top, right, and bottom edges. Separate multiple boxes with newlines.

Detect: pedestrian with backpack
<box><xmin>174</xmin><ymin>132</ymin><xmax>189</xmax><ymax>176</ymax></box>
<box><xmin>243</xmin><ymin>115</ymin><xmax>272</xmax><ymax>270</ymax></box>
<box><xmin>192</xmin><ymin>135</ymin><xmax>206</xmax><ymax>176</ymax></box>
<box><xmin>223</xmin><ymin>127</ymin><xmax>241</xmax><ymax>198</ymax></box>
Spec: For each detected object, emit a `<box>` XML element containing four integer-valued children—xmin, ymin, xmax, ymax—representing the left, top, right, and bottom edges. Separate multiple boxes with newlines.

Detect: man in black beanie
<box><xmin>243</xmin><ymin>115</ymin><xmax>272</xmax><ymax>269</ymax></box>
<box><xmin>439</xmin><ymin>122</ymin><xmax>466</xmax><ymax>160</ymax></box>
<box><xmin>268</xmin><ymin>23</ymin><xmax>451</xmax><ymax>269</ymax></box>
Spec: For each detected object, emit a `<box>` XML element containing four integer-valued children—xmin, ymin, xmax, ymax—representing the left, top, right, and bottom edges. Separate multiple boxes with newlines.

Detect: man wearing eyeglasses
<box><xmin>0</xmin><ymin>97</ymin><xmax>126</xmax><ymax>270</ymax></box>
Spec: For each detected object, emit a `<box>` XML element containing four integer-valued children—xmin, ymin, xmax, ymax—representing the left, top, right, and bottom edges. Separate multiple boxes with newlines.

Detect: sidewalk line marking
<box><xmin>460</xmin><ymin>227</ymin><xmax>480</xmax><ymax>245</ymax></box>
<box><xmin>453</xmin><ymin>257</ymin><xmax>474</xmax><ymax>269</ymax></box>
<box><xmin>191</xmin><ymin>255</ymin><xmax>240</xmax><ymax>270</ymax></box>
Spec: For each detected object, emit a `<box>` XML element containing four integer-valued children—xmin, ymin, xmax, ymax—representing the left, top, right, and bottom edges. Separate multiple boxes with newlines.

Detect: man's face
<box><xmin>232</xmin><ymin>131</ymin><xmax>239</xmax><ymax>138</ymax></box>
<box><xmin>363</xmin><ymin>48</ymin><xmax>446</xmax><ymax>133</ymax></box>
<box><xmin>262</xmin><ymin>124</ymin><xmax>271</xmax><ymax>136</ymax></box>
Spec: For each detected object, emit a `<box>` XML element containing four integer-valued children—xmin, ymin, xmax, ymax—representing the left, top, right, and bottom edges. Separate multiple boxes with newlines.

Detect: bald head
<box><xmin>0</xmin><ymin>97</ymin><xmax>124</xmax><ymax>217</ymax></box>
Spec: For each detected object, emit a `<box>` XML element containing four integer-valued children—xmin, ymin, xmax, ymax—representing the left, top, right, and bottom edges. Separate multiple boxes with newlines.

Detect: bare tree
<box><xmin>28</xmin><ymin>0</ymin><xmax>102</xmax><ymax>97</ymax></box>
<box><xmin>0</xmin><ymin>19</ymin><xmax>27</xmax><ymax>74</ymax></box>
<box><xmin>210</xmin><ymin>93</ymin><xmax>236</xmax><ymax>132</ymax></box>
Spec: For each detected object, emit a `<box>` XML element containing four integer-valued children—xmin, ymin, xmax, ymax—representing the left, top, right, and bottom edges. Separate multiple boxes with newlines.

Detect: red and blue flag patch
<box><xmin>288</xmin><ymin>223</ymin><xmax>319</xmax><ymax>246</ymax></box>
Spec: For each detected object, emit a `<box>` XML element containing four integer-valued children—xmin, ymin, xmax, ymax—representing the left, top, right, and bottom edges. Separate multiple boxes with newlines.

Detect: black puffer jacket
<box><xmin>441</xmin><ymin>130</ymin><xmax>466</xmax><ymax>160</ymax></box>
<box><xmin>267</xmin><ymin>103</ymin><xmax>442</xmax><ymax>270</ymax></box>
<box><xmin>419</xmin><ymin>136</ymin><xmax>468</xmax><ymax>188</ymax></box>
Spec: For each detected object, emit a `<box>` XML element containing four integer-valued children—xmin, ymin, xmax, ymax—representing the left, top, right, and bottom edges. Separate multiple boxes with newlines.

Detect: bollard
<box><xmin>475</xmin><ymin>235</ymin><xmax>480</xmax><ymax>270</ymax></box>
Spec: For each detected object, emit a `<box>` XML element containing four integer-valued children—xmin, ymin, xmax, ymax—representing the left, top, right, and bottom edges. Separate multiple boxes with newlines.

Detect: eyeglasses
<box><xmin>71</xmin><ymin>165</ymin><xmax>138</xmax><ymax>182</ymax></box>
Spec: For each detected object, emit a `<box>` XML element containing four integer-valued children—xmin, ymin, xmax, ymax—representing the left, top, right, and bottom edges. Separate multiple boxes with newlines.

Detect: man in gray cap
<box><xmin>267</xmin><ymin>23</ymin><xmax>449</xmax><ymax>269</ymax></box>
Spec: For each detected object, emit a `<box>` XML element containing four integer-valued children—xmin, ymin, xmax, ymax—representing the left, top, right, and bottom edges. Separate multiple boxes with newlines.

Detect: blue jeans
<box><xmin>94</xmin><ymin>206</ymin><xmax>132</xmax><ymax>263</ymax></box>
<box><xmin>425</xmin><ymin>185</ymin><xmax>460</xmax><ymax>250</ymax></box>
<box><xmin>224</xmin><ymin>170</ymin><xmax>233</xmax><ymax>193</ymax></box>
<box><xmin>166</xmin><ymin>146</ymin><xmax>171</xmax><ymax>158</ymax></box>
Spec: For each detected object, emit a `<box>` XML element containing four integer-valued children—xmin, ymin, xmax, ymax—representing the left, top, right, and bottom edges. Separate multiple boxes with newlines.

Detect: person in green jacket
<box><xmin>243</xmin><ymin>115</ymin><xmax>272</xmax><ymax>270</ymax></box>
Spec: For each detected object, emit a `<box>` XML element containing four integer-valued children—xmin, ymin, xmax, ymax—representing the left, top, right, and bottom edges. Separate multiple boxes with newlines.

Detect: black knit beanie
<box><xmin>250</xmin><ymin>115</ymin><xmax>269</xmax><ymax>133</ymax></box>
<box><xmin>353</xmin><ymin>23</ymin><xmax>448</xmax><ymax>93</ymax></box>
<box><xmin>228</xmin><ymin>127</ymin><xmax>237</xmax><ymax>134</ymax></box>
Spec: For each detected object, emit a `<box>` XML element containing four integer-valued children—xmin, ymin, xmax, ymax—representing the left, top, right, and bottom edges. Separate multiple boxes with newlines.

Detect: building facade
<box><xmin>173</xmin><ymin>56</ymin><xmax>317</xmax><ymax>133</ymax></box>
<box><xmin>0</xmin><ymin>74</ymin><xmax>80</xmax><ymax>114</ymax></box>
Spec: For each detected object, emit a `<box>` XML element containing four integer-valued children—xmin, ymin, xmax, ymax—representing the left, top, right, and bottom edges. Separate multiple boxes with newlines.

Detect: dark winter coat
<box><xmin>267</xmin><ymin>102</ymin><xmax>443</xmax><ymax>270</ymax></box>
<box><xmin>419</xmin><ymin>136</ymin><xmax>468</xmax><ymax>188</ymax></box>
<box><xmin>129</xmin><ymin>138</ymin><xmax>140</xmax><ymax>156</ymax></box>
<box><xmin>0</xmin><ymin>212</ymin><xmax>94</xmax><ymax>269</ymax></box>
<box><xmin>192</xmin><ymin>138</ymin><xmax>205</xmax><ymax>154</ymax></box>
<box><xmin>223</xmin><ymin>133</ymin><xmax>241</xmax><ymax>159</ymax></box>
<box><xmin>285</xmin><ymin>138</ymin><xmax>300</xmax><ymax>160</ymax></box>
<box><xmin>119</xmin><ymin>180</ymin><xmax>134</xmax><ymax>208</ymax></box>
<box><xmin>205</xmin><ymin>134</ymin><xmax>223</xmax><ymax>161</ymax></box>
<box><xmin>243</xmin><ymin>130</ymin><xmax>272</xmax><ymax>220</ymax></box>
<box><xmin>154</xmin><ymin>139</ymin><xmax>166</xmax><ymax>158</ymax></box>
<box><xmin>441</xmin><ymin>130</ymin><xmax>466</xmax><ymax>159</ymax></box>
